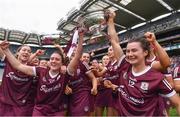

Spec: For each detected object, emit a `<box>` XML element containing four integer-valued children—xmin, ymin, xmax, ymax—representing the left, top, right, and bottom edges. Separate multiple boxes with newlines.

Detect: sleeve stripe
<box><xmin>162</xmin><ymin>79</ymin><xmax>172</xmax><ymax>90</ymax></box>
<box><xmin>159</xmin><ymin>90</ymin><xmax>176</xmax><ymax>98</ymax></box>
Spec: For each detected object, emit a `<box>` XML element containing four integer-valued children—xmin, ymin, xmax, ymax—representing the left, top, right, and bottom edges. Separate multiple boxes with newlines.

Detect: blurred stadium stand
<box><xmin>0</xmin><ymin>0</ymin><xmax>180</xmax><ymax>81</ymax></box>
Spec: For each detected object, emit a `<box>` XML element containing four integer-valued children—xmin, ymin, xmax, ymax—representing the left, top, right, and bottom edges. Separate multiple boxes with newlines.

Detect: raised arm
<box><xmin>28</xmin><ymin>49</ymin><xmax>45</xmax><ymax>63</ymax></box>
<box><xmin>54</xmin><ymin>44</ymin><xmax>66</xmax><ymax>59</ymax></box>
<box><xmin>0</xmin><ymin>47</ymin><xmax>5</xmax><ymax>59</ymax></box>
<box><xmin>107</xmin><ymin>10</ymin><xmax>124</xmax><ymax>61</ymax></box>
<box><xmin>144</xmin><ymin>32</ymin><xmax>170</xmax><ymax>71</ymax></box>
<box><xmin>67</xmin><ymin>29</ymin><xmax>84</xmax><ymax>74</ymax></box>
<box><xmin>0</xmin><ymin>41</ymin><xmax>35</xmax><ymax>76</ymax></box>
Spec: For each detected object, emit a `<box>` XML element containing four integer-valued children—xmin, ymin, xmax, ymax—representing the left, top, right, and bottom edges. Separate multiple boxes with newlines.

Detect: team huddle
<box><xmin>0</xmin><ymin>10</ymin><xmax>180</xmax><ymax>116</ymax></box>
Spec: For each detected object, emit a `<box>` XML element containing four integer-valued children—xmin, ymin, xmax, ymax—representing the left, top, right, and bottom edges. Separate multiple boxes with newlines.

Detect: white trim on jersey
<box><xmin>32</xmin><ymin>66</ymin><xmax>36</xmax><ymax>77</ymax></box>
<box><xmin>162</xmin><ymin>79</ymin><xmax>172</xmax><ymax>90</ymax></box>
<box><xmin>160</xmin><ymin>90</ymin><xmax>176</xmax><ymax>98</ymax></box>
<box><xmin>49</xmin><ymin>71</ymin><xmax>59</xmax><ymax>79</ymax></box>
<box><xmin>147</xmin><ymin>55</ymin><xmax>156</xmax><ymax>63</ymax></box>
<box><xmin>164</xmin><ymin>74</ymin><xmax>172</xmax><ymax>77</ymax></box>
<box><xmin>111</xmin><ymin>60</ymin><xmax>117</xmax><ymax>66</ymax></box>
<box><xmin>174</xmin><ymin>78</ymin><xmax>180</xmax><ymax>81</ymax></box>
<box><xmin>117</xmin><ymin>55</ymin><xmax>126</xmax><ymax>67</ymax></box>
<box><xmin>132</xmin><ymin>66</ymin><xmax>151</xmax><ymax>77</ymax></box>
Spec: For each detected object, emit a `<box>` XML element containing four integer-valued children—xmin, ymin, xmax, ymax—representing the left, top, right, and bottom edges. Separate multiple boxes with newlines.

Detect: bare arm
<box><xmin>168</xmin><ymin>93</ymin><xmax>180</xmax><ymax>115</ymax></box>
<box><xmin>174</xmin><ymin>80</ymin><xmax>180</xmax><ymax>92</ymax></box>
<box><xmin>67</xmin><ymin>29</ymin><xmax>84</xmax><ymax>74</ymax></box>
<box><xmin>104</xmin><ymin>80</ymin><xmax>118</xmax><ymax>90</ymax></box>
<box><xmin>0</xmin><ymin>47</ymin><xmax>5</xmax><ymax>59</ymax></box>
<box><xmin>107</xmin><ymin>10</ymin><xmax>124</xmax><ymax>61</ymax></box>
<box><xmin>87</xmin><ymin>71</ymin><xmax>98</xmax><ymax>95</ymax></box>
<box><xmin>145</xmin><ymin>32</ymin><xmax>170</xmax><ymax>71</ymax></box>
<box><xmin>28</xmin><ymin>49</ymin><xmax>45</xmax><ymax>63</ymax></box>
<box><xmin>90</xmin><ymin>65</ymin><xmax>107</xmax><ymax>77</ymax></box>
<box><xmin>0</xmin><ymin>41</ymin><xmax>35</xmax><ymax>76</ymax></box>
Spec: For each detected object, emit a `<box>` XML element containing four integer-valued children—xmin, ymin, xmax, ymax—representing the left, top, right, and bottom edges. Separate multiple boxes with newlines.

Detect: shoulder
<box><xmin>81</xmin><ymin>61</ymin><xmax>90</xmax><ymax>69</ymax></box>
<box><xmin>117</xmin><ymin>55</ymin><xmax>131</xmax><ymax>71</ymax></box>
<box><xmin>35</xmin><ymin>66</ymin><xmax>49</xmax><ymax>75</ymax></box>
<box><xmin>147</xmin><ymin>67</ymin><xmax>165</xmax><ymax>80</ymax></box>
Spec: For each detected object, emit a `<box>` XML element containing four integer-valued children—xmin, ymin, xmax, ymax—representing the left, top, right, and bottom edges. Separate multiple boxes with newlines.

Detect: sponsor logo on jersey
<box><xmin>6</xmin><ymin>72</ymin><xmax>29</xmax><ymax>82</ymax></box>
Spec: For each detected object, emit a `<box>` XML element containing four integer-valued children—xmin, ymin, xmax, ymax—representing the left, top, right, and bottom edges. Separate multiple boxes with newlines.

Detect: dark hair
<box><xmin>16</xmin><ymin>45</ymin><xmax>31</xmax><ymax>52</ymax></box>
<box><xmin>15</xmin><ymin>45</ymin><xmax>31</xmax><ymax>58</ymax></box>
<box><xmin>128</xmin><ymin>38</ymin><xmax>150</xmax><ymax>59</ymax></box>
<box><xmin>51</xmin><ymin>51</ymin><xmax>64</xmax><ymax>64</ymax></box>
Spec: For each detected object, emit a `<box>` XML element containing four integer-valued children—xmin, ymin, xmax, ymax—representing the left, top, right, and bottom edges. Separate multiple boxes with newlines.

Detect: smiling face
<box><xmin>49</xmin><ymin>52</ymin><xmax>62</xmax><ymax>72</ymax></box>
<box><xmin>126</xmin><ymin>40</ymin><xmax>149</xmax><ymax>66</ymax></box>
<box><xmin>39</xmin><ymin>60</ymin><xmax>48</xmax><ymax>68</ymax></box>
<box><xmin>108</xmin><ymin>46</ymin><xmax>114</xmax><ymax>59</ymax></box>
<box><xmin>31</xmin><ymin>57</ymin><xmax>40</xmax><ymax>66</ymax></box>
<box><xmin>102</xmin><ymin>55</ymin><xmax>110</xmax><ymax>66</ymax></box>
<box><xmin>17</xmin><ymin>45</ymin><xmax>31</xmax><ymax>63</ymax></box>
<box><xmin>91</xmin><ymin>59</ymin><xmax>99</xmax><ymax>68</ymax></box>
<box><xmin>81</xmin><ymin>53</ymin><xmax>90</xmax><ymax>64</ymax></box>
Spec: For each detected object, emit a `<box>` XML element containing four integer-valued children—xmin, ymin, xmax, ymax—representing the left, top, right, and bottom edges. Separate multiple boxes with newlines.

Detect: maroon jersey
<box><xmin>95</xmin><ymin>60</ymin><xmax>119</xmax><ymax>108</ymax></box>
<box><xmin>173</xmin><ymin>66</ymin><xmax>180</xmax><ymax>80</ymax></box>
<box><xmin>102</xmin><ymin>60</ymin><xmax>119</xmax><ymax>87</ymax></box>
<box><xmin>68</xmin><ymin>61</ymin><xmax>91</xmax><ymax>93</ymax></box>
<box><xmin>146</xmin><ymin>56</ymin><xmax>159</xmax><ymax>66</ymax></box>
<box><xmin>116</xmin><ymin>56</ymin><xmax>175</xmax><ymax>116</ymax></box>
<box><xmin>0</xmin><ymin>57</ymin><xmax>36</xmax><ymax>106</ymax></box>
<box><xmin>34</xmin><ymin>67</ymin><xmax>69</xmax><ymax>115</ymax></box>
<box><xmin>68</xmin><ymin>61</ymin><xmax>94</xmax><ymax>116</ymax></box>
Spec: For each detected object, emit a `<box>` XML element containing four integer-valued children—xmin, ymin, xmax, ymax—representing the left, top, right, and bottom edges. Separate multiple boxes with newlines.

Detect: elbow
<box><xmin>165</xmin><ymin>59</ymin><xmax>171</xmax><ymax>68</ymax></box>
<box><xmin>174</xmin><ymin>86</ymin><xmax>180</xmax><ymax>92</ymax></box>
<box><xmin>161</xmin><ymin>61</ymin><xmax>171</xmax><ymax>71</ymax></box>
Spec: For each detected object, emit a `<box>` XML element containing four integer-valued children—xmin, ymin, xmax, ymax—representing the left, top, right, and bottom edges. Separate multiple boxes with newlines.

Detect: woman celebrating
<box><xmin>0</xmin><ymin>29</ymin><xmax>84</xmax><ymax>116</ymax></box>
<box><xmin>67</xmin><ymin>52</ymin><xmax>98</xmax><ymax>116</ymax></box>
<box><xmin>104</xmin><ymin>10</ymin><xmax>180</xmax><ymax>116</ymax></box>
<box><xmin>0</xmin><ymin>45</ymin><xmax>37</xmax><ymax>116</ymax></box>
